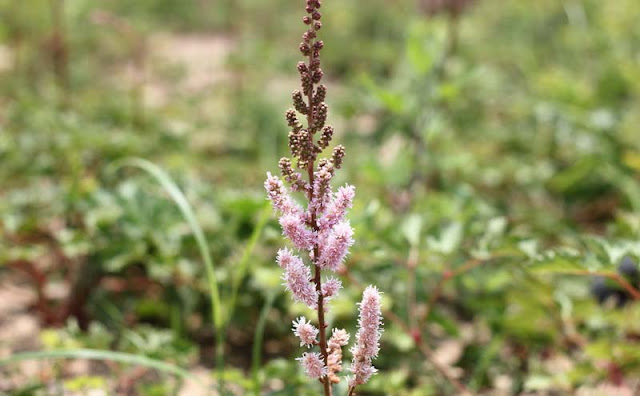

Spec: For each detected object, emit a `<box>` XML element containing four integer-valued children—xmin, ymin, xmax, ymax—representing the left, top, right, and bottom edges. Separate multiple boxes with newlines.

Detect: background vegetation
<box><xmin>1</xmin><ymin>0</ymin><xmax>640</xmax><ymax>394</ymax></box>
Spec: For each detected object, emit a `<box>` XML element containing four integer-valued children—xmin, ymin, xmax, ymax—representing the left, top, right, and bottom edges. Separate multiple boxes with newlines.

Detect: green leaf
<box><xmin>529</xmin><ymin>253</ymin><xmax>585</xmax><ymax>274</ymax></box>
<box><xmin>359</xmin><ymin>73</ymin><xmax>406</xmax><ymax>113</ymax></box>
<box><xmin>406</xmin><ymin>21</ymin><xmax>435</xmax><ymax>75</ymax></box>
<box><xmin>427</xmin><ymin>222</ymin><xmax>462</xmax><ymax>254</ymax></box>
<box><xmin>402</xmin><ymin>214</ymin><xmax>423</xmax><ymax>247</ymax></box>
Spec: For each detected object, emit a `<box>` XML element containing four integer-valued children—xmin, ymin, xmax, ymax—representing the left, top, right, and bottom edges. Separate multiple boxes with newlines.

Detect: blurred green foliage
<box><xmin>1</xmin><ymin>0</ymin><xmax>640</xmax><ymax>395</ymax></box>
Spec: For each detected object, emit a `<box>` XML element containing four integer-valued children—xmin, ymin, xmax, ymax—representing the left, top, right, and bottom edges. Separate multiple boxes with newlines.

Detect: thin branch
<box><xmin>562</xmin><ymin>270</ymin><xmax>640</xmax><ymax>300</ymax></box>
<box><xmin>406</xmin><ymin>246</ymin><xmax>419</xmax><ymax>332</ymax></box>
<box><xmin>421</xmin><ymin>256</ymin><xmax>492</xmax><ymax>325</ymax></box>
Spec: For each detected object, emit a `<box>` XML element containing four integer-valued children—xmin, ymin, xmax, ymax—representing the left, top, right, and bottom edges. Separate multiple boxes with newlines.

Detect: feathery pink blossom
<box><xmin>328</xmin><ymin>328</ymin><xmax>350</xmax><ymax>349</ymax></box>
<box><xmin>322</xmin><ymin>277</ymin><xmax>342</xmax><ymax>298</ymax></box>
<box><xmin>276</xmin><ymin>247</ymin><xmax>297</xmax><ymax>270</ymax></box>
<box><xmin>349</xmin><ymin>286</ymin><xmax>383</xmax><ymax>387</ymax></box>
<box><xmin>349</xmin><ymin>363</ymin><xmax>377</xmax><ymax>387</ymax></box>
<box><xmin>292</xmin><ymin>316</ymin><xmax>319</xmax><ymax>348</ymax></box>
<box><xmin>280</xmin><ymin>212</ymin><xmax>316</xmax><ymax>251</ymax></box>
<box><xmin>319</xmin><ymin>185</ymin><xmax>355</xmax><ymax>231</ymax></box>
<box><xmin>265</xmin><ymin>172</ymin><xmax>302</xmax><ymax>215</ymax></box>
<box><xmin>297</xmin><ymin>352</ymin><xmax>327</xmax><ymax>379</ymax></box>
<box><xmin>282</xmin><ymin>256</ymin><xmax>318</xmax><ymax>309</ymax></box>
<box><xmin>317</xmin><ymin>222</ymin><xmax>354</xmax><ymax>271</ymax></box>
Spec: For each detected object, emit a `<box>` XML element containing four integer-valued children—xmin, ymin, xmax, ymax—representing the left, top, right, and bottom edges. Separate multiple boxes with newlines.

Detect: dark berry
<box><xmin>618</xmin><ymin>256</ymin><xmax>639</xmax><ymax>286</ymax></box>
<box><xmin>591</xmin><ymin>276</ymin><xmax>629</xmax><ymax>308</ymax></box>
<box><xmin>591</xmin><ymin>276</ymin><xmax>610</xmax><ymax>304</ymax></box>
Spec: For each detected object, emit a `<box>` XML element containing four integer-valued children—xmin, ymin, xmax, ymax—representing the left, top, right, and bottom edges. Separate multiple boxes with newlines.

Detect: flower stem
<box><xmin>307</xmin><ymin>130</ymin><xmax>331</xmax><ymax>396</ymax></box>
<box><xmin>305</xmin><ymin>29</ymin><xmax>332</xmax><ymax>395</ymax></box>
<box><xmin>315</xmin><ymin>264</ymin><xmax>332</xmax><ymax>396</ymax></box>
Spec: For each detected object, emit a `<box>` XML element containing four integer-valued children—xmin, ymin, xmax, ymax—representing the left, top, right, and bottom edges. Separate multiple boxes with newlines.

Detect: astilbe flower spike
<box><xmin>264</xmin><ymin>1</ymin><xmax>382</xmax><ymax>395</ymax></box>
<box><xmin>348</xmin><ymin>286</ymin><xmax>383</xmax><ymax>392</ymax></box>
<box><xmin>279</xmin><ymin>248</ymin><xmax>318</xmax><ymax>309</ymax></box>
<box><xmin>317</xmin><ymin>221</ymin><xmax>355</xmax><ymax>271</ymax></box>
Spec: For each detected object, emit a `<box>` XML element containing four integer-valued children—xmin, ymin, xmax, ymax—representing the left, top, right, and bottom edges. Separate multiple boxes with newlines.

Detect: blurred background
<box><xmin>1</xmin><ymin>0</ymin><xmax>640</xmax><ymax>394</ymax></box>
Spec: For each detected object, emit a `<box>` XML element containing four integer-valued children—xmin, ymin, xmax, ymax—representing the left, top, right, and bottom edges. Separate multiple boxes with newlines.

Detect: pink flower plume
<box><xmin>280</xmin><ymin>212</ymin><xmax>316</xmax><ymax>251</ymax></box>
<box><xmin>349</xmin><ymin>285</ymin><xmax>383</xmax><ymax>387</ymax></box>
<box><xmin>322</xmin><ymin>277</ymin><xmax>342</xmax><ymax>299</ymax></box>
<box><xmin>265</xmin><ymin>172</ymin><xmax>302</xmax><ymax>216</ymax></box>
<box><xmin>319</xmin><ymin>184</ymin><xmax>355</xmax><ymax>231</ymax></box>
<box><xmin>317</xmin><ymin>222</ymin><xmax>354</xmax><ymax>271</ymax></box>
<box><xmin>297</xmin><ymin>352</ymin><xmax>327</xmax><ymax>379</ymax></box>
<box><xmin>282</xmin><ymin>255</ymin><xmax>318</xmax><ymax>309</ymax></box>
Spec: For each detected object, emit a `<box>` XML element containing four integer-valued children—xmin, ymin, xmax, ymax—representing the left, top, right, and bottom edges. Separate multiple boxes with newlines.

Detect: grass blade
<box><xmin>110</xmin><ymin>157</ymin><xmax>225</xmax><ymax>391</ymax></box>
<box><xmin>251</xmin><ymin>292</ymin><xmax>277</xmax><ymax>396</ymax></box>
<box><xmin>111</xmin><ymin>158</ymin><xmax>222</xmax><ymax>329</ymax></box>
<box><xmin>0</xmin><ymin>349</ymin><xmax>197</xmax><ymax>382</ymax></box>
<box><xmin>228</xmin><ymin>202</ymin><xmax>271</xmax><ymax>321</ymax></box>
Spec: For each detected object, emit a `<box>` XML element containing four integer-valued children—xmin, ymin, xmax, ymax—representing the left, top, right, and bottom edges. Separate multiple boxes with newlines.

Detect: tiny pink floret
<box><xmin>282</xmin><ymin>255</ymin><xmax>318</xmax><ymax>309</ymax></box>
<box><xmin>292</xmin><ymin>316</ymin><xmax>319</xmax><ymax>348</ymax></box>
<box><xmin>265</xmin><ymin>172</ymin><xmax>302</xmax><ymax>216</ymax></box>
<box><xmin>319</xmin><ymin>184</ymin><xmax>355</xmax><ymax>231</ymax></box>
<box><xmin>308</xmin><ymin>167</ymin><xmax>333</xmax><ymax>216</ymax></box>
<box><xmin>317</xmin><ymin>221</ymin><xmax>354</xmax><ymax>271</ymax></box>
<box><xmin>328</xmin><ymin>328</ymin><xmax>350</xmax><ymax>348</ymax></box>
<box><xmin>276</xmin><ymin>247</ymin><xmax>297</xmax><ymax>270</ymax></box>
<box><xmin>280</xmin><ymin>212</ymin><xmax>316</xmax><ymax>251</ymax></box>
<box><xmin>297</xmin><ymin>352</ymin><xmax>327</xmax><ymax>379</ymax></box>
<box><xmin>322</xmin><ymin>277</ymin><xmax>342</xmax><ymax>298</ymax></box>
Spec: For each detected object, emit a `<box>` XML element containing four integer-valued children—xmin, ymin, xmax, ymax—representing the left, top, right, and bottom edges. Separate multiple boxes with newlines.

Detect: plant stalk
<box><xmin>304</xmin><ymin>32</ymin><xmax>332</xmax><ymax>396</ymax></box>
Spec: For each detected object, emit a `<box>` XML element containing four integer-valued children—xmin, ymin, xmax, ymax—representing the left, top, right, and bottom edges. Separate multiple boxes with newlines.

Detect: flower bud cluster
<box><xmin>327</xmin><ymin>328</ymin><xmax>350</xmax><ymax>384</ymax></box>
<box><xmin>287</xmin><ymin>0</ymin><xmax>338</xmax><ymax>171</ymax></box>
<box><xmin>318</xmin><ymin>125</ymin><xmax>333</xmax><ymax>150</ymax></box>
<box><xmin>314</xmin><ymin>84</ymin><xmax>327</xmax><ymax>105</ymax></box>
<box><xmin>309</xmin><ymin>161</ymin><xmax>334</xmax><ymax>216</ymax></box>
<box><xmin>292</xmin><ymin>90</ymin><xmax>308</xmax><ymax>115</ymax></box>
<box><xmin>279</xmin><ymin>157</ymin><xmax>309</xmax><ymax>192</ymax></box>
<box><xmin>332</xmin><ymin>145</ymin><xmax>345</xmax><ymax>169</ymax></box>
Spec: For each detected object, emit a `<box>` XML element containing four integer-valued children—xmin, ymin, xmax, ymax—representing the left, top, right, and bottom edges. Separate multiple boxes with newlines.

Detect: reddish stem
<box><xmin>304</xmin><ymin>28</ymin><xmax>332</xmax><ymax>396</ymax></box>
<box><xmin>564</xmin><ymin>270</ymin><xmax>640</xmax><ymax>300</ymax></box>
